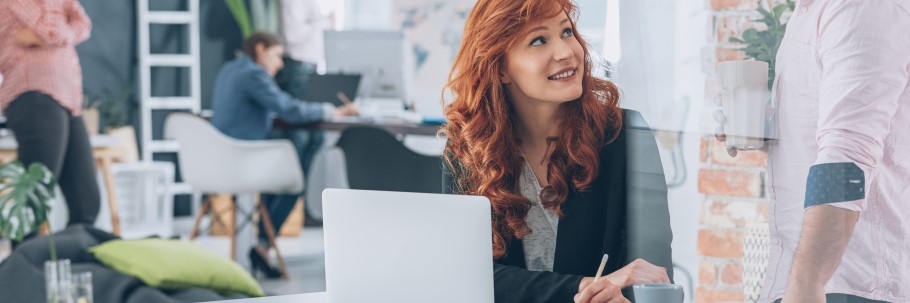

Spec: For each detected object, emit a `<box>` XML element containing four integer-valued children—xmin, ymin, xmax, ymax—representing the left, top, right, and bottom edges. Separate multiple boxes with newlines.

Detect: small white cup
<box><xmin>633</xmin><ymin>283</ymin><xmax>684</xmax><ymax>303</ymax></box>
<box><xmin>717</xmin><ymin>60</ymin><xmax>769</xmax><ymax>150</ymax></box>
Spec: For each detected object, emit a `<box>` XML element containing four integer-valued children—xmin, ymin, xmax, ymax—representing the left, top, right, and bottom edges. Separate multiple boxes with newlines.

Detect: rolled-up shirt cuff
<box><xmin>804</xmin><ymin>162</ymin><xmax>866</xmax><ymax>211</ymax></box>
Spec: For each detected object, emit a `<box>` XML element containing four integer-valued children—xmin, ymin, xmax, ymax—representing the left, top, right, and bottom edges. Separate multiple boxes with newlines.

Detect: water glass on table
<box><xmin>72</xmin><ymin>272</ymin><xmax>93</xmax><ymax>303</ymax></box>
<box><xmin>45</xmin><ymin>259</ymin><xmax>73</xmax><ymax>303</ymax></box>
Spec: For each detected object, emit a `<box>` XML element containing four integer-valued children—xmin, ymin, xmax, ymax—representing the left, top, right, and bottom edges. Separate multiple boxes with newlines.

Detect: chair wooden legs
<box><xmin>187</xmin><ymin>193</ymin><xmax>288</xmax><ymax>279</ymax></box>
<box><xmin>96</xmin><ymin>157</ymin><xmax>121</xmax><ymax>235</ymax></box>
<box><xmin>189</xmin><ymin>197</ymin><xmax>211</xmax><ymax>240</ymax></box>
<box><xmin>229</xmin><ymin>199</ymin><xmax>237</xmax><ymax>261</ymax></box>
<box><xmin>258</xmin><ymin>200</ymin><xmax>289</xmax><ymax>279</ymax></box>
<box><xmin>300</xmin><ymin>198</ymin><xmax>306</xmax><ymax>232</ymax></box>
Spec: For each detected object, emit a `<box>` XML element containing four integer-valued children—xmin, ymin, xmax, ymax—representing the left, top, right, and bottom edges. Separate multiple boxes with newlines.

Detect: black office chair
<box><xmin>336</xmin><ymin>126</ymin><xmax>442</xmax><ymax>193</ymax></box>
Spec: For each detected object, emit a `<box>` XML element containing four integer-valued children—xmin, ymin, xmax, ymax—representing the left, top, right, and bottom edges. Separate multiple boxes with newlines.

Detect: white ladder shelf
<box><xmin>137</xmin><ymin>0</ymin><xmax>201</xmax><ymax>196</ymax></box>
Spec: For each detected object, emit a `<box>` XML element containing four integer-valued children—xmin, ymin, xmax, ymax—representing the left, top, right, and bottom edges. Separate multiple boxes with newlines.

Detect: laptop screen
<box><xmin>300</xmin><ymin>74</ymin><xmax>362</xmax><ymax>106</ymax></box>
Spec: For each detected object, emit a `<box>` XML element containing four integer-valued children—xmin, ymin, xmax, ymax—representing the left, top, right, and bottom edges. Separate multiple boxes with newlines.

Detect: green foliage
<box><xmin>0</xmin><ymin>161</ymin><xmax>56</xmax><ymax>242</ymax></box>
<box><xmin>728</xmin><ymin>0</ymin><xmax>796</xmax><ymax>89</ymax></box>
<box><xmin>225</xmin><ymin>0</ymin><xmax>253</xmax><ymax>39</ymax></box>
<box><xmin>85</xmin><ymin>85</ymin><xmax>135</xmax><ymax>129</ymax></box>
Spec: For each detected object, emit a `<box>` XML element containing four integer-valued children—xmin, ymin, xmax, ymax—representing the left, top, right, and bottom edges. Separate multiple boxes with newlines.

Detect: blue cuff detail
<box><xmin>804</xmin><ymin>162</ymin><xmax>865</xmax><ymax>208</ymax></box>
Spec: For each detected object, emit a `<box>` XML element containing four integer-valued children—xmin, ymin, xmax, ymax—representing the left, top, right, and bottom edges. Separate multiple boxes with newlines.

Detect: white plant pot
<box><xmin>104</xmin><ymin>126</ymin><xmax>139</xmax><ymax>163</ymax></box>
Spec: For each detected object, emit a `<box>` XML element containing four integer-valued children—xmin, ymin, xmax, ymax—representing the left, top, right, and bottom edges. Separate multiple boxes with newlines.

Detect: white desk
<box><xmin>276</xmin><ymin>117</ymin><xmax>442</xmax><ymax>137</ymax></box>
<box><xmin>211</xmin><ymin>292</ymin><xmax>327</xmax><ymax>303</ymax></box>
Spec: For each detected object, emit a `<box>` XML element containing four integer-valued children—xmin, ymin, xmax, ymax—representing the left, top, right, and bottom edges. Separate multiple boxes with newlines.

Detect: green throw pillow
<box><xmin>90</xmin><ymin>238</ymin><xmax>264</xmax><ymax>297</ymax></box>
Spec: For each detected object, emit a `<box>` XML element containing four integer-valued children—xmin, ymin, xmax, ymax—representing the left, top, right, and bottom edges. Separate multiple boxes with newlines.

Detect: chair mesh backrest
<box><xmin>336</xmin><ymin>126</ymin><xmax>442</xmax><ymax>193</ymax></box>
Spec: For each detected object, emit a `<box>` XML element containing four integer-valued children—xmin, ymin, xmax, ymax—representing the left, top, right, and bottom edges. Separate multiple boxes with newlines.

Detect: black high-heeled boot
<box><xmin>249</xmin><ymin>247</ymin><xmax>282</xmax><ymax>279</ymax></box>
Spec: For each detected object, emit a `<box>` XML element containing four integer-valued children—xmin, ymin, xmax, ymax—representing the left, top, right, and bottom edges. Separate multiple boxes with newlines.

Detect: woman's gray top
<box><xmin>519</xmin><ymin>158</ymin><xmax>560</xmax><ymax>272</ymax></box>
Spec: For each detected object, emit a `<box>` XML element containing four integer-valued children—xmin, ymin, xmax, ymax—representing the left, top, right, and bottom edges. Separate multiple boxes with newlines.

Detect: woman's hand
<box><xmin>603</xmin><ymin>258</ymin><xmax>670</xmax><ymax>288</ymax></box>
<box><xmin>12</xmin><ymin>28</ymin><xmax>45</xmax><ymax>47</ymax></box>
<box><xmin>574</xmin><ymin>278</ymin><xmax>629</xmax><ymax>303</ymax></box>
<box><xmin>334</xmin><ymin>103</ymin><xmax>359</xmax><ymax>117</ymax></box>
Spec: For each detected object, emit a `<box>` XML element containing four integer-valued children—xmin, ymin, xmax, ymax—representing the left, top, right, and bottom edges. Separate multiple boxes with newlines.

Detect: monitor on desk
<box><xmin>324</xmin><ymin>30</ymin><xmax>411</xmax><ymax>101</ymax></box>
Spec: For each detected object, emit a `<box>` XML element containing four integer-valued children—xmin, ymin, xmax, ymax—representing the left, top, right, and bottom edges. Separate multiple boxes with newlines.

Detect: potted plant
<box><xmin>728</xmin><ymin>0</ymin><xmax>796</xmax><ymax>90</ymax></box>
<box><xmin>0</xmin><ymin>161</ymin><xmax>70</xmax><ymax>303</ymax></box>
<box><xmin>98</xmin><ymin>86</ymin><xmax>138</xmax><ymax>163</ymax></box>
<box><xmin>81</xmin><ymin>86</ymin><xmax>137</xmax><ymax>163</ymax></box>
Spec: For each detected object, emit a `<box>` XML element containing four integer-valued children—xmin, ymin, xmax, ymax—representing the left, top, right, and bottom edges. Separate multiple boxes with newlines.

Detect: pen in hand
<box><xmin>593</xmin><ymin>254</ymin><xmax>609</xmax><ymax>283</ymax></box>
<box><xmin>334</xmin><ymin>91</ymin><xmax>359</xmax><ymax>116</ymax></box>
<box><xmin>336</xmin><ymin>91</ymin><xmax>354</xmax><ymax>106</ymax></box>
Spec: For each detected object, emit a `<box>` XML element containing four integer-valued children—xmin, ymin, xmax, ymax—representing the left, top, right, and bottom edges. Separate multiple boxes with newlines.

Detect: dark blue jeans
<box><xmin>259</xmin><ymin>57</ymin><xmax>323</xmax><ymax>243</ymax></box>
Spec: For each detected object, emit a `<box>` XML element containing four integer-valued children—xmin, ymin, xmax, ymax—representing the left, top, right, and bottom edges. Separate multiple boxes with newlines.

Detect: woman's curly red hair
<box><xmin>443</xmin><ymin>0</ymin><xmax>623</xmax><ymax>259</ymax></box>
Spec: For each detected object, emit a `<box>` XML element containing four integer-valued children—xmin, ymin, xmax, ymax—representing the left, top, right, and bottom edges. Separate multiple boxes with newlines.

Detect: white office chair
<box><xmin>164</xmin><ymin>112</ymin><xmax>303</xmax><ymax>279</ymax></box>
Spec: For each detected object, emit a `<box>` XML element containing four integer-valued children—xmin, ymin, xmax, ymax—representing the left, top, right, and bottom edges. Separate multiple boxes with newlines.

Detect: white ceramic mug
<box><xmin>717</xmin><ymin>60</ymin><xmax>769</xmax><ymax>150</ymax></box>
<box><xmin>633</xmin><ymin>283</ymin><xmax>684</xmax><ymax>303</ymax></box>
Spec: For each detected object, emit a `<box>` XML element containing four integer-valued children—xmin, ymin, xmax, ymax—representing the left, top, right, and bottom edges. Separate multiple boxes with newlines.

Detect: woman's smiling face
<box><xmin>501</xmin><ymin>12</ymin><xmax>586</xmax><ymax>106</ymax></box>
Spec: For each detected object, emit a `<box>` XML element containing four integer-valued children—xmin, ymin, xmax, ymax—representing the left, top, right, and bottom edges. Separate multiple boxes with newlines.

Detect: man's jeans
<box><xmin>259</xmin><ymin>57</ymin><xmax>324</xmax><ymax>242</ymax></box>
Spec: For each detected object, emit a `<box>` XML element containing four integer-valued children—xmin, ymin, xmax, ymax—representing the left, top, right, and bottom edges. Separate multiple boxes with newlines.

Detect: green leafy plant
<box><xmin>0</xmin><ymin>161</ymin><xmax>58</xmax><ymax>260</ymax></box>
<box><xmin>84</xmin><ymin>85</ymin><xmax>135</xmax><ymax>130</ymax></box>
<box><xmin>225</xmin><ymin>0</ymin><xmax>253</xmax><ymax>39</ymax></box>
<box><xmin>729</xmin><ymin>0</ymin><xmax>796</xmax><ymax>89</ymax></box>
<box><xmin>99</xmin><ymin>86</ymin><xmax>135</xmax><ymax>129</ymax></box>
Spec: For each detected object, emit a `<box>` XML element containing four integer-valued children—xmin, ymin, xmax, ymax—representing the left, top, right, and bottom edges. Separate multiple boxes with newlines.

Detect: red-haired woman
<box><xmin>442</xmin><ymin>1</ymin><xmax>673</xmax><ymax>302</ymax></box>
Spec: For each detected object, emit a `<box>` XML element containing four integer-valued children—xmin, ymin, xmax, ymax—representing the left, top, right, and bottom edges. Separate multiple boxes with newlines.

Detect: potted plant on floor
<box><xmin>0</xmin><ymin>161</ymin><xmax>70</xmax><ymax>303</ymax></box>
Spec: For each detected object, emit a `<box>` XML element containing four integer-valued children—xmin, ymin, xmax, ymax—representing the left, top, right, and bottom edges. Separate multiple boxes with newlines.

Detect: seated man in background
<box><xmin>211</xmin><ymin>31</ymin><xmax>357</xmax><ymax>278</ymax></box>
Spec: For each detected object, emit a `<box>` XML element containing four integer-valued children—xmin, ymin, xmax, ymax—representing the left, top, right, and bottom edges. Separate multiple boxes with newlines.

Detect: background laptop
<box><xmin>322</xmin><ymin>189</ymin><xmax>494</xmax><ymax>303</ymax></box>
<box><xmin>300</xmin><ymin>74</ymin><xmax>361</xmax><ymax>106</ymax></box>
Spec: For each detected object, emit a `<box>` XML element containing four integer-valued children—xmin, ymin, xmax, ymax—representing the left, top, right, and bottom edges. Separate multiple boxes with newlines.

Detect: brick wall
<box><xmin>696</xmin><ymin>137</ymin><xmax>768</xmax><ymax>303</ymax></box>
<box><xmin>697</xmin><ymin>0</ymin><xmax>783</xmax><ymax>302</ymax></box>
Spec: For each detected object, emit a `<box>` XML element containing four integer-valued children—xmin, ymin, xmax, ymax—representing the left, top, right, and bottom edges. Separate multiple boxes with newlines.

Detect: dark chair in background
<box><xmin>336</xmin><ymin>126</ymin><xmax>442</xmax><ymax>194</ymax></box>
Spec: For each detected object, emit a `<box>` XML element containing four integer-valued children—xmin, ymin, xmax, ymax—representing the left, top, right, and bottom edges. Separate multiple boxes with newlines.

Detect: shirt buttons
<box><xmin>800</xmin><ymin>6</ymin><xmax>808</xmax><ymax>13</ymax></box>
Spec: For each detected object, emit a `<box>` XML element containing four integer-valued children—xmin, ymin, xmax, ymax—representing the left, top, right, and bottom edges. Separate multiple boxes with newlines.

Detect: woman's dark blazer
<box><xmin>442</xmin><ymin>109</ymin><xmax>674</xmax><ymax>303</ymax></box>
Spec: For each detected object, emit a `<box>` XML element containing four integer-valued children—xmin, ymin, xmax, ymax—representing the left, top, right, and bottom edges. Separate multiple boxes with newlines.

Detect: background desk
<box><xmin>275</xmin><ymin>118</ymin><xmax>442</xmax><ymax>137</ymax></box>
<box><xmin>212</xmin><ymin>292</ymin><xmax>326</xmax><ymax>303</ymax></box>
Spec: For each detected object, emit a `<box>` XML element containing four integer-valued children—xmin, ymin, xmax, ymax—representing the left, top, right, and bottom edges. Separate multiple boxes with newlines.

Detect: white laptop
<box><xmin>322</xmin><ymin>189</ymin><xmax>495</xmax><ymax>303</ymax></box>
